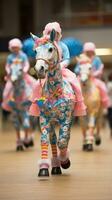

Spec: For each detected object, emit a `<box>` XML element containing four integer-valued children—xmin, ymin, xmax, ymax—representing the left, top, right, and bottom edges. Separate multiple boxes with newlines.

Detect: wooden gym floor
<box><xmin>0</xmin><ymin>121</ymin><xmax>112</xmax><ymax>200</ymax></box>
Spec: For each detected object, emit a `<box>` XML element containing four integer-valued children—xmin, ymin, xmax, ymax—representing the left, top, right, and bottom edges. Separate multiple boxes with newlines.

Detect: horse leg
<box><xmin>28</xmin><ymin>116</ymin><xmax>38</xmax><ymax>146</ymax></box>
<box><xmin>94</xmin><ymin>118</ymin><xmax>102</xmax><ymax>145</ymax></box>
<box><xmin>107</xmin><ymin>107</ymin><xmax>112</xmax><ymax>137</ymax></box>
<box><xmin>22</xmin><ymin>111</ymin><xmax>34</xmax><ymax>148</ymax></box>
<box><xmin>85</xmin><ymin>121</ymin><xmax>95</xmax><ymax>152</ymax></box>
<box><xmin>80</xmin><ymin>116</ymin><xmax>88</xmax><ymax>151</ymax></box>
<box><xmin>13</xmin><ymin>111</ymin><xmax>24</xmax><ymax>151</ymax></box>
<box><xmin>49</xmin><ymin>123</ymin><xmax>62</xmax><ymax>175</ymax></box>
<box><xmin>58</xmin><ymin>123</ymin><xmax>71</xmax><ymax>169</ymax></box>
<box><xmin>38</xmin><ymin>115</ymin><xmax>50</xmax><ymax>177</ymax></box>
<box><xmin>83</xmin><ymin>115</ymin><xmax>96</xmax><ymax>151</ymax></box>
<box><xmin>58</xmin><ymin>109</ymin><xmax>72</xmax><ymax>169</ymax></box>
<box><xmin>82</xmin><ymin>128</ymin><xmax>88</xmax><ymax>151</ymax></box>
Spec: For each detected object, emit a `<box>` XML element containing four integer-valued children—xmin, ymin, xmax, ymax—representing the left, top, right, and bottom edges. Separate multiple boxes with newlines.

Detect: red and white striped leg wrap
<box><xmin>51</xmin><ymin>144</ymin><xmax>58</xmax><ymax>158</ymax></box>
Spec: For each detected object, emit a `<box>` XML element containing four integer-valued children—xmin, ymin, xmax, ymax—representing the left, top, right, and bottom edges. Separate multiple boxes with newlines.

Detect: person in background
<box><xmin>2</xmin><ymin>38</ymin><xmax>36</xmax><ymax>150</ymax></box>
<box><xmin>2</xmin><ymin>38</ymin><xmax>36</xmax><ymax>111</ymax></box>
<box><xmin>5</xmin><ymin>38</ymin><xmax>29</xmax><ymax>76</ymax></box>
<box><xmin>83</xmin><ymin>42</ymin><xmax>104</xmax><ymax>78</ymax></box>
<box><xmin>74</xmin><ymin>42</ymin><xmax>109</xmax><ymax>109</ymax></box>
<box><xmin>43</xmin><ymin>22</ymin><xmax>70</xmax><ymax>69</ymax></box>
<box><xmin>74</xmin><ymin>42</ymin><xmax>104</xmax><ymax>77</ymax></box>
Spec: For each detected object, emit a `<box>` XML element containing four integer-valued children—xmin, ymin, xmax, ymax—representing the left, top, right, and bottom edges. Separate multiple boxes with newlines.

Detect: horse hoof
<box><xmin>23</xmin><ymin>141</ymin><xmax>29</xmax><ymax>148</ymax></box>
<box><xmin>86</xmin><ymin>144</ymin><xmax>93</xmax><ymax>152</ymax></box>
<box><xmin>51</xmin><ymin>167</ymin><xmax>62</xmax><ymax>175</ymax></box>
<box><xmin>61</xmin><ymin>159</ymin><xmax>71</xmax><ymax>169</ymax></box>
<box><xmin>82</xmin><ymin>144</ymin><xmax>87</xmax><ymax>151</ymax></box>
<box><xmin>95</xmin><ymin>136</ymin><xmax>101</xmax><ymax>146</ymax></box>
<box><xmin>16</xmin><ymin>145</ymin><xmax>24</xmax><ymax>151</ymax></box>
<box><xmin>23</xmin><ymin>139</ymin><xmax>34</xmax><ymax>148</ymax></box>
<box><xmin>28</xmin><ymin>139</ymin><xmax>34</xmax><ymax>147</ymax></box>
<box><xmin>38</xmin><ymin>168</ymin><xmax>49</xmax><ymax>177</ymax></box>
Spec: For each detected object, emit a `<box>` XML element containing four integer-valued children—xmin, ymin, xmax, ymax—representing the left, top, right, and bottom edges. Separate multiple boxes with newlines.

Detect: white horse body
<box><xmin>31</xmin><ymin>30</ymin><xmax>75</xmax><ymax>177</ymax></box>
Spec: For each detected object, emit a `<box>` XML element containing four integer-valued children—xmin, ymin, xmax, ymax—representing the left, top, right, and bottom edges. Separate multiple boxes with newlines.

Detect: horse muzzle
<box><xmin>11</xmin><ymin>75</ymin><xmax>18</xmax><ymax>82</ymax></box>
<box><xmin>36</xmin><ymin>68</ymin><xmax>47</xmax><ymax>79</ymax></box>
<box><xmin>80</xmin><ymin>74</ymin><xmax>88</xmax><ymax>83</ymax></box>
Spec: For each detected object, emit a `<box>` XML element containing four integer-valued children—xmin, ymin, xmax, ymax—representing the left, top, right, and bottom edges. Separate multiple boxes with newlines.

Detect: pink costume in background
<box><xmin>91</xmin><ymin>57</ymin><xmax>110</xmax><ymax>108</ymax></box>
<box><xmin>93</xmin><ymin>78</ymin><xmax>110</xmax><ymax>108</ymax></box>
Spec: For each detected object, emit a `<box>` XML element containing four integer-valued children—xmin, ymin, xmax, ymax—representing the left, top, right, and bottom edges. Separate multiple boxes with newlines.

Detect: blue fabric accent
<box><xmin>92</xmin><ymin>56</ymin><xmax>103</xmax><ymax>71</ymax></box>
<box><xmin>22</xmin><ymin>37</ymin><xmax>36</xmax><ymax>58</ymax></box>
<box><xmin>62</xmin><ymin>37</ymin><xmax>83</xmax><ymax>58</ymax></box>
<box><xmin>59</xmin><ymin>41</ymin><xmax>70</xmax><ymax>60</ymax></box>
<box><xmin>74</xmin><ymin>63</ymin><xmax>80</xmax><ymax>75</ymax></box>
<box><xmin>7</xmin><ymin>51</ymin><xmax>28</xmax><ymax>64</ymax></box>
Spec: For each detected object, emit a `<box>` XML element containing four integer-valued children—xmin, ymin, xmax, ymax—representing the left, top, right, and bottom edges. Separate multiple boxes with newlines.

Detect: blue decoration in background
<box><xmin>22</xmin><ymin>38</ymin><xmax>36</xmax><ymax>58</ymax></box>
<box><xmin>62</xmin><ymin>37</ymin><xmax>83</xmax><ymax>58</ymax></box>
<box><xmin>23</xmin><ymin>37</ymin><xmax>83</xmax><ymax>59</ymax></box>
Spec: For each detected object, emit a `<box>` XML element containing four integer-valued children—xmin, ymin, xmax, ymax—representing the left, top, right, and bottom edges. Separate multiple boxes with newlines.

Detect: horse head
<box><xmin>78</xmin><ymin>55</ymin><xmax>92</xmax><ymax>84</ymax></box>
<box><xmin>31</xmin><ymin>30</ymin><xmax>60</xmax><ymax>79</ymax></box>
<box><xmin>10</xmin><ymin>60</ymin><xmax>23</xmax><ymax>84</ymax></box>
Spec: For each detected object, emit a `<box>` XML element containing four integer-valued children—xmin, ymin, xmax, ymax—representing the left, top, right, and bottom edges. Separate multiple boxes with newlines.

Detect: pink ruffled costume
<box><xmin>93</xmin><ymin>78</ymin><xmax>110</xmax><ymax>108</ymax></box>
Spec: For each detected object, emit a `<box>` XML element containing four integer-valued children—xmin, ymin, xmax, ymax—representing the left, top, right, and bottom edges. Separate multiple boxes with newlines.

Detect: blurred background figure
<box><xmin>77</xmin><ymin>54</ymin><xmax>102</xmax><ymax>151</ymax></box>
<box><xmin>107</xmin><ymin>73</ymin><xmax>112</xmax><ymax>137</ymax></box>
<box><xmin>74</xmin><ymin>42</ymin><xmax>103</xmax><ymax>77</ymax></box>
<box><xmin>2</xmin><ymin>38</ymin><xmax>32</xmax><ymax>111</ymax></box>
<box><xmin>83</xmin><ymin>42</ymin><xmax>104</xmax><ymax>78</ymax></box>
<box><xmin>75</xmin><ymin>42</ymin><xmax>110</xmax><ymax>110</ymax></box>
<box><xmin>2</xmin><ymin>38</ymin><xmax>36</xmax><ymax>151</ymax></box>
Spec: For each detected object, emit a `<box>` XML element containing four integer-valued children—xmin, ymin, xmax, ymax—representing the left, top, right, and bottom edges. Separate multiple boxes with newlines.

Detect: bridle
<box><xmin>34</xmin><ymin>42</ymin><xmax>63</xmax><ymax>100</ymax></box>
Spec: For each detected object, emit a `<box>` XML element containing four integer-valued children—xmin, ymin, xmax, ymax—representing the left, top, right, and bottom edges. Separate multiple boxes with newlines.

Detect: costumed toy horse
<box><xmin>78</xmin><ymin>55</ymin><xmax>102</xmax><ymax>151</ymax></box>
<box><xmin>30</xmin><ymin>30</ymin><xmax>76</xmax><ymax>177</ymax></box>
<box><xmin>2</xmin><ymin>59</ymin><xmax>35</xmax><ymax>151</ymax></box>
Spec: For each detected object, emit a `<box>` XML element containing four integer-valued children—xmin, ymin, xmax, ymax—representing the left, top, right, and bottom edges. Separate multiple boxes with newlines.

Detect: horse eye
<box><xmin>48</xmin><ymin>47</ymin><xmax>53</xmax><ymax>53</ymax></box>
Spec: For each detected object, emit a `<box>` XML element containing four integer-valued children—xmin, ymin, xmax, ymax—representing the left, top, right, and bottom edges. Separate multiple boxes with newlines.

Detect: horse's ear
<box><xmin>30</xmin><ymin>32</ymin><xmax>38</xmax><ymax>41</ymax></box>
<box><xmin>50</xmin><ymin>29</ymin><xmax>56</xmax><ymax>42</ymax></box>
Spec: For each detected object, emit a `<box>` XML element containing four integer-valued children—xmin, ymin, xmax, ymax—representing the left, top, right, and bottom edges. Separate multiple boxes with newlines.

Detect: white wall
<box><xmin>63</xmin><ymin>27</ymin><xmax>112</xmax><ymax>48</ymax></box>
